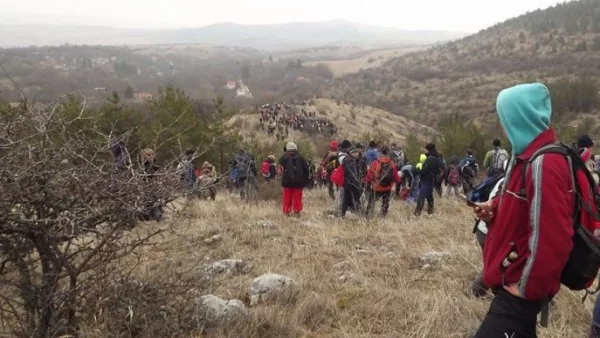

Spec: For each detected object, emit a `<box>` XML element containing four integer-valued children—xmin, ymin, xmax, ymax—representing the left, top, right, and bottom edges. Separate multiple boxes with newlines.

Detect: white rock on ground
<box><xmin>420</xmin><ymin>251</ymin><xmax>451</xmax><ymax>265</ymax></box>
<box><xmin>255</xmin><ymin>220</ymin><xmax>276</xmax><ymax>228</ymax></box>
<box><xmin>203</xmin><ymin>234</ymin><xmax>222</xmax><ymax>244</ymax></box>
<box><xmin>197</xmin><ymin>295</ymin><xmax>246</xmax><ymax>327</ymax></box>
<box><xmin>249</xmin><ymin>273</ymin><xmax>297</xmax><ymax>306</ymax></box>
<box><xmin>206</xmin><ymin>259</ymin><xmax>249</xmax><ymax>275</ymax></box>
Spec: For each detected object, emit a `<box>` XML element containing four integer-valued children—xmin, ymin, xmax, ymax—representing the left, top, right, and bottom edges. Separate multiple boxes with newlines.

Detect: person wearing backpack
<box><xmin>365</xmin><ymin>147</ymin><xmax>401</xmax><ymax>217</ymax></box>
<box><xmin>483</xmin><ymin>138</ymin><xmax>509</xmax><ymax>178</ymax></box>
<box><xmin>391</xmin><ymin>143</ymin><xmax>407</xmax><ymax>196</ymax></box>
<box><xmin>323</xmin><ymin>140</ymin><xmax>340</xmax><ymax>200</ymax></box>
<box><xmin>445</xmin><ymin>156</ymin><xmax>461</xmax><ymax>199</ymax></box>
<box><xmin>279</xmin><ymin>142</ymin><xmax>309</xmax><ymax>217</ymax></box>
<box><xmin>460</xmin><ymin>150</ymin><xmax>479</xmax><ymax>194</ymax></box>
<box><xmin>341</xmin><ymin>146</ymin><xmax>363</xmax><ymax>218</ymax></box>
<box><xmin>414</xmin><ymin>144</ymin><xmax>440</xmax><ymax>217</ymax></box>
<box><xmin>234</xmin><ymin>149</ymin><xmax>257</xmax><ymax>199</ymax></box>
<box><xmin>364</xmin><ymin>141</ymin><xmax>380</xmax><ymax>166</ymax></box>
<box><xmin>473</xmin><ymin>83</ymin><xmax>600</xmax><ymax>338</ymax></box>
<box><xmin>435</xmin><ymin>153</ymin><xmax>447</xmax><ymax>198</ymax></box>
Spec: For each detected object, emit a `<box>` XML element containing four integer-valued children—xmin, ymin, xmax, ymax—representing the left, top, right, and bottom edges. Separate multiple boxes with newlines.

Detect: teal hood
<box><xmin>496</xmin><ymin>83</ymin><xmax>552</xmax><ymax>155</ymax></box>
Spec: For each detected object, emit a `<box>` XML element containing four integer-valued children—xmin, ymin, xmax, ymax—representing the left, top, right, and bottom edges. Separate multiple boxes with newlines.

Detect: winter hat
<box><xmin>425</xmin><ymin>143</ymin><xmax>436</xmax><ymax>152</ymax></box>
<box><xmin>496</xmin><ymin>83</ymin><xmax>551</xmax><ymax>155</ymax></box>
<box><xmin>286</xmin><ymin>142</ymin><xmax>298</xmax><ymax>151</ymax></box>
<box><xmin>330</xmin><ymin>140</ymin><xmax>339</xmax><ymax>151</ymax></box>
<box><xmin>493</xmin><ymin>138</ymin><xmax>501</xmax><ymax>147</ymax></box>
<box><xmin>578</xmin><ymin>134</ymin><xmax>594</xmax><ymax>149</ymax></box>
<box><xmin>348</xmin><ymin>146</ymin><xmax>358</xmax><ymax>154</ymax></box>
<box><xmin>339</xmin><ymin>140</ymin><xmax>352</xmax><ymax>151</ymax></box>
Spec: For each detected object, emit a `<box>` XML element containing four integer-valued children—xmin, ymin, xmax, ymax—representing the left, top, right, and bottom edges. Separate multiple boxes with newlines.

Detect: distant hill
<box><xmin>328</xmin><ymin>0</ymin><xmax>600</xmax><ymax>130</ymax></box>
<box><xmin>0</xmin><ymin>21</ymin><xmax>465</xmax><ymax>50</ymax></box>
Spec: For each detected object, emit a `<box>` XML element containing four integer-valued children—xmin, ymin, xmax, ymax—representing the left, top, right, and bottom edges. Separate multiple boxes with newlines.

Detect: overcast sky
<box><xmin>0</xmin><ymin>0</ymin><xmax>568</xmax><ymax>32</ymax></box>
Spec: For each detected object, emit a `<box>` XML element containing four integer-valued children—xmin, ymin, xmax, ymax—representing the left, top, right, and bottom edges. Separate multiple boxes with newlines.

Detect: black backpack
<box><xmin>519</xmin><ymin>143</ymin><xmax>600</xmax><ymax>292</ymax></box>
<box><xmin>377</xmin><ymin>161</ymin><xmax>394</xmax><ymax>187</ymax></box>
<box><xmin>286</xmin><ymin>156</ymin><xmax>304</xmax><ymax>185</ymax></box>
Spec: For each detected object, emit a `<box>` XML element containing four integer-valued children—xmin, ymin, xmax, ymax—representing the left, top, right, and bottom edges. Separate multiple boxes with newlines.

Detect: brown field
<box><xmin>103</xmin><ymin>187</ymin><xmax>594</xmax><ymax>337</ymax></box>
<box><xmin>305</xmin><ymin>46</ymin><xmax>427</xmax><ymax>77</ymax></box>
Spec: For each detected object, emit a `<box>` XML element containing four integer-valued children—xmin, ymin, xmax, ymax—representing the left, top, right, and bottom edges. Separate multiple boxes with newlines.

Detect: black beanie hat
<box><xmin>578</xmin><ymin>135</ymin><xmax>594</xmax><ymax>148</ymax></box>
<box><xmin>339</xmin><ymin>140</ymin><xmax>352</xmax><ymax>151</ymax></box>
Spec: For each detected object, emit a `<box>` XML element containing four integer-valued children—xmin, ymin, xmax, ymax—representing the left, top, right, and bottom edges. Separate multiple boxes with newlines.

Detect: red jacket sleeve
<box><xmin>518</xmin><ymin>154</ymin><xmax>574</xmax><ymax>300</ymax></box>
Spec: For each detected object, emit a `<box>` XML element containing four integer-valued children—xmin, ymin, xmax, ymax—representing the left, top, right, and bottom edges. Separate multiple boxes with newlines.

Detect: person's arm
<box><xmin>301</xmin><ymin>157</ymin><xmax>310</xmax><ymax>180</ymax></box>
<box><xmin>516</xmin><ymin>155</ymin><xmax>574</xmax><ymax>300</ymax></box>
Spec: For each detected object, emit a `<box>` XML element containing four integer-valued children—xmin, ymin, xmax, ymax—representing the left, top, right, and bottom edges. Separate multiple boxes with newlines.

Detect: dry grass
<box><xmin>305</xmin><ymin>46</ymin><xmax>427</xmax><ymax>78</ymax></box>
<box><xmin>107</xmin><ymin>188</ymin><xmax>595</xmax><ymax>337</ymax></box>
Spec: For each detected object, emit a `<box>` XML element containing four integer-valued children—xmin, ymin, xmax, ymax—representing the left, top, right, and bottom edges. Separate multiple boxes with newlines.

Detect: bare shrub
<box><xmin>0</xmin><ymin>99</ymin><xmax>182</xmax><ymax>337</ymax></box>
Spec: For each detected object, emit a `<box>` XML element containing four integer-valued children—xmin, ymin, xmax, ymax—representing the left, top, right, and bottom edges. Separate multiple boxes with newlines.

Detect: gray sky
<box><xmin>1</xmin><ymin>0</ymin><xmax>567</xmax><ymax>32</ymax></box>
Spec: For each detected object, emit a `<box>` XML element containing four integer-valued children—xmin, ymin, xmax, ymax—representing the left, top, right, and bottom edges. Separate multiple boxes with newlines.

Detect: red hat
<box><xmin>330</xmin><ymin>140</ymin><xmax>339</xmax><ymax>151</ymax></box>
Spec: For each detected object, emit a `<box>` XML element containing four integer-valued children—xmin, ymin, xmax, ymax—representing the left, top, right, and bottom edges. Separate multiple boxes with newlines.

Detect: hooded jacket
<box><xmin>482</xmin><ymin>83</ymin><xmax>578</xmax><ymax>300</ymax></box>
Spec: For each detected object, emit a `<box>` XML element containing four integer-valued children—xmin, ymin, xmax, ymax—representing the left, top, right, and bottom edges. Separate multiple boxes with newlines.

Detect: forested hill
<box><xmin>329</xmin><ymin>0</ymin><xmax>600</xmax><ymax>131</ymax></box>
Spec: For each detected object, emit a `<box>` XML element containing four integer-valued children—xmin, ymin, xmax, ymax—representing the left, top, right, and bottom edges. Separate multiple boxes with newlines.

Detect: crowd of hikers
<box><xmin>258</xmin><ymin>102</ymin><xmax>338</xmax><ymax>140</ymax></box>
<box><xmin>111</xmin><ymin>82</ymin><xmax>600</xmax><ymax>337</ymax></box>
<box><xmin>244</xmin><ymin>83</ymin><xmax>600</xmax><ymax>337</ymax></box>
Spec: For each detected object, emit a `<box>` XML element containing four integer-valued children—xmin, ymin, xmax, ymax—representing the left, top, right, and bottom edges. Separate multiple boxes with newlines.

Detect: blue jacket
<box><xmin>364</xmin><ymin>148</ymin><xmax>380</xmax><ymax>165</ymax></box>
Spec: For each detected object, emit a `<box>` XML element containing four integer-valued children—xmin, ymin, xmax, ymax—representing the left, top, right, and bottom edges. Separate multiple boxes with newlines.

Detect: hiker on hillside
<box><xmin>473</xmin><ymin>83</ymin><xmax>600</xmax><ymax>337</ymax></box>
<box><xmin>279</xmin><ymin>142</ymin><xmax>310</xmax><ymax>217</ymax></box>
<box><xmin>398</xmin><ymin>163</ymin><xmax>415</xmax><ymax>200</ymax></box>
<box><xmin>390</xmin><ymin>143</ymin><xmax>407</xmax><ymax>167</ymax></box>
<box><xmin>434</xmin><ymin>153</ymin><xmax>447</xmax><ymax>198</ymax></box>
<box><xmin>177</xmin><ymin>149</ymin><xmax>197</xmax><ymax>194</ymax></box>
<box><xmin>356</xmin><ymin>142</ymin><xmax>370</xmax><ymax>209</ymax></box>
<box><xmin>330</xmin><ymin>140</ymin><xmax>352</xmax><ymax>216</ymax></box>
<box><xmin>139</xmin><ymin>148</ymin><xmax>163</xmax><ymax>221</ymax></box>
<box><xmin>483</xmin><ymin>138</ymin><xmax>509</xmax><ymax>177</ymax></box>
<box><xmin>445</xmin><ymin>156</ymin><xmax>461</xmax><ymax>199</ymax></box>
<box><xmin>364</xmin><ymin>141</ymin><xmax>380</xmax><ymax>166</ymax></box>
<box><xmin>365</xmin><ymin>147</ymin><xmax>401</xmax><ymax>217</ymax></box>
<box><xmin>577</xmin><ymin>135</ymin><xmax>599</xmax><ymax>184</ymax></box>
<box><xmin>324</xmin><ymin>140</ymin><xmax>340</xmax><ymax>200</ymax></box>
<box><xmin>233</xmin><ymin>149</ymin><xmax>257</xmax><ymax>199</ymax></box>
<box><xmin>391</xmin><ymin>143</ymin><xmax>406</xmax><ymax>196</ymax></box>
<box><xmin>414</xmin><ymin>144</ymin><xmax>439</xmax><ymax>217</ymax></box>
<box><xmin>340</xmin><ymin>146</ymin><xmax>363</xmax><ymax>218</ymax></box>
<box><xmin>460</xmin><ymin>150</ymin><xmax>479</xmax><ymax>194</ymax></box>
<box><xmin>197</xmin><ymin>161</ymin><xmax>218</xmax><ymax>200</ymax></box>
<box><xmin>261</xmin><ymin>154</ymin><xmax>277</xmax><ymax>181</ymax></box>
<box><xmin>112</xmin><ymin>141</ymin><xmax>130</xmax><ymax>172</ymax></box>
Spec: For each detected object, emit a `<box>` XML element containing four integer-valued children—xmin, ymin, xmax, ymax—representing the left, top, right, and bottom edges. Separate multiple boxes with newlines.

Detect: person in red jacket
<box><xmin>364</xmin><ymin>147</ymin><xmax>401</xmax><ymax>217</ymax></box>
<box><xmin>473</xmin><ymin>83</ymin><xmax>577</xmax><ymax>338</ymax></box>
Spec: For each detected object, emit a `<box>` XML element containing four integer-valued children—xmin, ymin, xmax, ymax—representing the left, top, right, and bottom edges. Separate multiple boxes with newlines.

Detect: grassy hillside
<box><xmin>329</xmin><ymin>0</ymin><xmax>600</xmax><ymax>130</ymax></box>
<box><xmin>88</xmin><ymin>189</ymin><xmax>595</xmax><ymax>337</ymax></box>
<box><xmin>230</xmin><ymin>98</ymin><xmax>436</xmax><ymax>153</ymax></box>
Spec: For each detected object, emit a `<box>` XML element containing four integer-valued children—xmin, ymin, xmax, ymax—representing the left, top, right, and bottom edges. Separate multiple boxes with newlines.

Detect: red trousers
<box><xmin>282</xmin><ymin>188</ymin><xmax>303</xmax><ymax>214</ymax></box>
